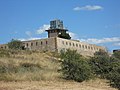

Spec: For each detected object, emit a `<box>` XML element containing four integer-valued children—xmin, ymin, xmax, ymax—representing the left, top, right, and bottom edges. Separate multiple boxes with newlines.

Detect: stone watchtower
<box><xmin>46</xmin><ymin>19</ymin><xmax>68</xmax><ymax>38</ymax></box>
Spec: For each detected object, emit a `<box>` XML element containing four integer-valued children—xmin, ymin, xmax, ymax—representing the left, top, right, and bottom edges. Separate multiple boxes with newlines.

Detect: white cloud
<box><xmin>36</xmin><ymin>24</ymin><xmax>50</xmax><ymax>34</ymax></box>
<box><xmin>80</xmin><ymin>37</ymin><xmax>120</xmax><ymax>44</ymax></box>
<box><xmin>68</xmin><ymin>32</ymin><xmax>79</xmax><ymax>40</ymax></box>
<box><xmin>114</xmin><ymin>43</ymin><xmax>120</xmax><ymax>46</ymax></box>
<box><xmin>25</xmin><ymin>31</ymin><xmax>32</xmax><ymax>37</ymax></box>
<box><xmin>19</xmin><ymin>37</ymin><xmax>42</xmax><ymax>41</ymax></box>
<box><xmin>73</xmin><ymin>5</ymin><xmax>103</xmax><ymax>11</ymax></box>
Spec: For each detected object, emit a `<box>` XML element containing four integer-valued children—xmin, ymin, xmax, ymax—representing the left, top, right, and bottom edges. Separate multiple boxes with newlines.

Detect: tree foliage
<box><xmin>60</xmin><ymin>49</ymin><xmax>120</xmax><ymax>89</ymax></box>
<box><xmin>113</xmin><ymin>51</ymin><xmax>120</xmax><ymax>59</ymax></box>
<box><xmin>8</xmin><ymin>39</ymin><xmax>23</xmax><ymax>50</ymax></box>
<box><xmin>89</xmin><ymin>50</ymin><xmax>111</xmax><ymax>77</ymax></box>
<box><xmin>60</xmin><ymin>49</ymin><xmax>93</xmax><ymax>82</ymax></box>
<box><xmin>58</xmin><ymin>32</ymin><xmax>71</xmax><ymax>39</ymax></box>
<box><xmin>90</xmin><ymin>50</ymin><xmax>120</xmax><ymax>89</ymax></box>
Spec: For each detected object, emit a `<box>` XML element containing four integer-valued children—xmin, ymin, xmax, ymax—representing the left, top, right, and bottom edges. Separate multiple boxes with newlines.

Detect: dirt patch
<box><xmin>0</xmin><ymin>79</ymin><xmax>117</xmax><ymax>90</ymax></box>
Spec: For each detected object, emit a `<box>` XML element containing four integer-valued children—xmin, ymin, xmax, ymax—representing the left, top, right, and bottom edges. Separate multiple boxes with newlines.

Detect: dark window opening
<box><xmin>69</xmin><ymin>42</ymin><xmax>71</xmax><ymax>46</ymax></box>
<box><xmin>66</xmin><ymin>42</ymin><xmax>68</xmax><ymax>45</ymax></box>
<box><xmin>79</xmin><ymin>44</ymin><xmax>81</xmax><ymax>48</ymax></box>
<box><xmin>88</xmin><ymin>46</ymin><xmax>90</xmax><ymax>49</ymax></box>
<box><xmin>91</xmin><ymin>47</ymin><xmax>93</xmax><ymax>50</ymax></box>
<box><xmin>82</xmin><ymin>45</ymin><xmax>84</xmax><ymax>48</ymax></box>
<box><xmin>76</xmin><ymin>44</ymin><xmax>78</xmax><ymax>47</ymax></box>
<box><xmin>41</xmin><ymin>41</ymin><xmax>43</xmax><ymax>45</ymax></box>
<box><xmin>26</xmin><ymin>43</ymin><xmax>29</xmax><ymax>47</ymax></box>
<box><xmin>73</xmin><ymin>43</ymin><xmax>74</xmax><ymax>46</ymax></box>
<box><xmin>31</xmin><ymin>43</ymin><xmax>33</xmax><ymax>46</ymax></box>
<box><xmin>36</xmin><ymin>42</ymin><xmax>38</xmax><ymax>46</ymax></box>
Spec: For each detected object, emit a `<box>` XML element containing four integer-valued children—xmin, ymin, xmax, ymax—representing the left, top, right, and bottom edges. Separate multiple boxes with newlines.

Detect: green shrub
<box><xmin>106</xmin><ymin>57</ymin><xmax>120</xmax><ymax>89</ymax></box>
<box><xmin>89</xmin><ymin>50</ymin><xmax>111</xmax><ymax>78</ymax></box>
<box><xmin>113</xmin><ymin>51</ymin><xmax>120</xmax><ymax>59</ymax></box>
<box><xmin>90</xmin><ymin>50</ymin><xmax>120</xmax><ymax>90</ymax></box>
<box><xmin>8</xmin><ymin>39</ymin><xmax>23</xmax><ymax>50</ymax></box>
<box><xmin>60</xmin><ymin>49</ymin><xmax>93</xmax><ymax>82</ymax></box>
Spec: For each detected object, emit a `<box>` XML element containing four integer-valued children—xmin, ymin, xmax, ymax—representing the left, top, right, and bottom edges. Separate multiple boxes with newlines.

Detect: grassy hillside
<box><xmin>0</xmin><ymin>49</ymin><xmax>61</xmax><ymax>81</ymax></box>
<box><xmin>0</xmin><ymin>49</ymin><xmax>117</xmax><ymax>90</ymax></box>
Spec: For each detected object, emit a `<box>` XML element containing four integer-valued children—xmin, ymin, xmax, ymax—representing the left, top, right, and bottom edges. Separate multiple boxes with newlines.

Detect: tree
<box><xmin>89</xmin><ymin>50</ymin><xmax>111</xmax><ymax>77</ymax></box>
<box><xmin>8</xmin><ymin>39</ymin><xmax>23</xmax><ymax>50</ymax></box>
<box><xmin>60</xmin><ymin>49</ymin><xmax>93</xmax><ymax>82</ymax></box>
<box><xmin>90</xmin><ymin>50</ymin><xmax>120</xmax><ymax>89</ymax></box>
<box><xmin>113</xmin><ymin>51</ymin><xmax>120</xmax><ymax>59</ymax></box>
<box><xmin>58</xmin><ymin>32</ymin><xmax>71</xmax><ymax>39</ymax></box>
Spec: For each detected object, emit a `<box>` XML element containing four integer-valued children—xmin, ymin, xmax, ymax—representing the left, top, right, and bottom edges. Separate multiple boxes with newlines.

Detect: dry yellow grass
<box><xmin>0</xmin><ymin>79</ymin><xmax>117</xmax><ymax>90</ymax></box>
<box><xmin>0</xmin><ymin>50</ymin><xmax>61</xmax><ymax>81</ymax></box>
<box><xmin>0</xmin><ymin>50</ymin><xmax>117</xmax><ymax>90</ymax></box>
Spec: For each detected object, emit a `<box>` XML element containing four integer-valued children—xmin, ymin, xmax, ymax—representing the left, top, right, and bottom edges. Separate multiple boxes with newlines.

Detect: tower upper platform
<box><xmin>46</xmin><ymin>19</ymin><xmax>68</xmax><ymax>38</ymax></box>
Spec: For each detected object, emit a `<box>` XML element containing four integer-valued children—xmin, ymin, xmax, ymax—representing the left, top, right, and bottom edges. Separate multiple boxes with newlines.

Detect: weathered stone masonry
<box><xmin>21</xmin><ymin>37</ymin><xmax>105</xmax><ymax>56</ymax></box>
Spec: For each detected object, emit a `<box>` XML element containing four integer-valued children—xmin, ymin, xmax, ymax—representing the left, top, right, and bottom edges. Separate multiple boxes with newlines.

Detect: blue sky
<box><xmin>0</xmin><ymin>0</ymin><xmax>120</xmax><ymax>52</ymax></box>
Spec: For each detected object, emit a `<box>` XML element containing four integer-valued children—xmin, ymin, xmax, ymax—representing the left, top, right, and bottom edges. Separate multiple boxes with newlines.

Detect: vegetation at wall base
<box><xmin>90</xmin><ymin>50</ymin><xmax>120</xmax><ymax>89</ymax></box>
<box><xmin>8</xmin><ymin>39</ymin><xmax>23</xmax><ymax>50</ymax></box>
<box><xmin>60</xmin><ymin>49</ymin><xmax>93</xmax><ymax>82</ymax></box>
<box><xmin>60</xmin><ymin>49</ymin><xmax>120</xmax><ymax>90</ymax></box>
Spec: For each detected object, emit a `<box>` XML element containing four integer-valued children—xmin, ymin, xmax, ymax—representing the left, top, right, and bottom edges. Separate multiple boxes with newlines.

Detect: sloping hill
<box><xmin>0</xmin><ymin>49</ymin><xmax>117</xmax><ymax>90</ymax></box>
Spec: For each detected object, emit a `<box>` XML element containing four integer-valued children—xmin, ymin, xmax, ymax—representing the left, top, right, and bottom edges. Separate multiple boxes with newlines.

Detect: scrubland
<box><xmin>0</xmin><ymin>49</ymin><xmax>117</xmax><ymax>90</ymax></box>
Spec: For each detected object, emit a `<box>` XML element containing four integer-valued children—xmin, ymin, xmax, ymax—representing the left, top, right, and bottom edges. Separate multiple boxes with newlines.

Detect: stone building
<box><xmin>0</xmin><ymin>44</ymin><xmax>8</xmax><ymax>49</ymax></box>
<box><xmin>22</xmin><ymin>37</ymin><xmax>105</xmax><ymax>56</ymax></box>
<box><xmin>0</xmin><ymin>19</ymin><xmax>106</xmax><ymax>56</ymax></box>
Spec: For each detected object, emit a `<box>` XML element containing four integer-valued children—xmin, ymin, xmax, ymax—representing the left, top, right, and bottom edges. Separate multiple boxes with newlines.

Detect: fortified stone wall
<box><xmin>22</xmin><ymin>37</ymin><xmax>56</xmax><ymax>52</ymax></box>
<box><xmin>0</xmin><ymin>37</ymin><xmax>106</xmax><ymax>56</ymax></box>
<box><xmin>56</xmin><ymin>37</ymin><xmax>106</xmax><ymax>56</ymax></box>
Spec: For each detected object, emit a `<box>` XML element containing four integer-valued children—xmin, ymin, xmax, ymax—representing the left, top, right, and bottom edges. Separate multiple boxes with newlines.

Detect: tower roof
<box><xmin>45</xmin><ymin>28</ymin><xmax>68</xmax><ymax>32</ymax></box>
